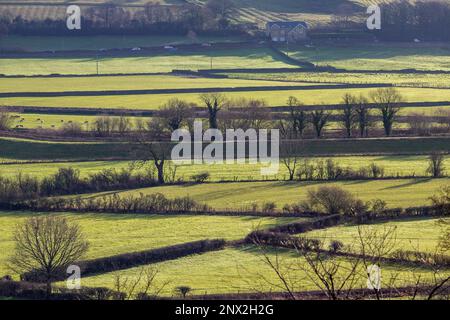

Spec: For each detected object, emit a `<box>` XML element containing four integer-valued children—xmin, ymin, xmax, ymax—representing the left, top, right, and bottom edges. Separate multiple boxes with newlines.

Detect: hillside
<box><xmin>0</xmin><ymin>0</ymin><xmax>433</xmax><ymax>26</ymax></box>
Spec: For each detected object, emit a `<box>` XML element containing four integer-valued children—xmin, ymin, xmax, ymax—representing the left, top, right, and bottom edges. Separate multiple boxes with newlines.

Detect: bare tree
<box><xmin>8</xmin><ymin>216</ymin><xmax>89</xmax><ymax>297</ymax></box>
<box><xmin>356</xmin><ymin>226</ymin><xmax>398</xmax><ymax>300</ymax></box>
<box><xmin>300</xmin><ymin>186</ymin><xmax>365</xmax><ymax>215</ymax></box>
<box><xmin>341</xmin><ymin>94</ymin><xmax>357</xmax><ymax>138</ymax></box>
<box><xmin>174</xmin><ymin>286</ymin><xmax>192</xmax><ymax>298</ymax></box>
<box><xmin>114</xmin><ymin>267</ymin><xmax>167</xmax><ymax>300</ymax></box>
<box><xmin>355</xmin><ymin>95</ymin><xmax>372</xmax><ymax>137</ymax></box>
<box><xmin>200</xmin><ymin>93</ymin><xmax>228</xmax><ymax>129</ymax></box>
<box><xmin>159</xmin><ymin>98</ymin><xmax>194</xmax><ymax>131</ymax></box>
<box><xmin>429</xmin><ymin>185</ymin><xmax>450</xmax><ymax>215</ymax></box>
<box><xmin>134</xmin><ymin>141</ymin><xmax>172</xmax><ymax>184</ymax></box>
<box><xmin>426</xmin><ymin>153</ymin><xmax>446</xmax><ymax>178</ymax></box>
<box><xmin>406</xmin><ymin>112</ymin><xmax>431</xmax><ymax>136</ymax></box>
<box><xmin>0</xmin><ymin>110</ymin><xmax>13</xmax><ymax>130</ymax></box>
<box><xmin>287</xmin><ymin>96</ymin><xmax>308</xmax><ymax>138</ymax></box>
<box><xmin>205</xmin><ymin>0</ymin><xmax>234</xmax><ymax>20</ymax></box>
<box><xmin>280</xmin><ymin>140</ymin><xmax>304</xmax><ymax>181</ymax></box>
<box><xmin>370</xmin><ymin>88</ymin><xmax>403</xmax><ymax>136</ymax></box>
<box><xmin>219</xmin><ymin>98</ymin><xmax>270</xmax><ymax>131</ymax></box>
<box><xmin>311</xmin><ymin>109</ymin><xmax>330</xmax><ymax>138</ymax></box>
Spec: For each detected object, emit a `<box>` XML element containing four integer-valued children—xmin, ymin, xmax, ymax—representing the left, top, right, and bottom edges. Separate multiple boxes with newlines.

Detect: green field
<box><xmin>78</xmin><ymin>245</ymin><xmax>439</xmax><ymax>296</ymax></box>
<box><xmin>0</xmin><ymin>48</ymin><xmax>296</xmax><ymax>76</ymax></box>
<box><xmin>0</xmin><ymin>35</ymin><xmax>244</xmax><ymax>52</ymax></box>
<box><xmin>287</xmin><ymin>44</ymin><xmax>450</xmax><ymax>71</ymax></box>
<box><xmin>1</xmin><ymin>155</ymin><xmax>448</xmax><ymax>180</ymax></box>
<box><xmin>1</xmin><ymin>137</ymin><xmax>449</xmax><ymax>161</ymax></box>
<box><xmin>3</xmin><ymin>87</ymin><xmax>450</xmax><ymax>110</ymax></box>
<box><xmin>0</xmin><ymin>75</ymin><xmax>319</xmax><ymax>93</ymax></box>
<box><xmin>99</xmin><ymin>178</ymin><xmax>450</xmax><ymax>210</ymax></box>
<box><xmin>228</xmin><ymin>72</ymin><xmax>450</xmax><ymax>89</ymax></box>
<box><xmin>0</xmin><ymin>211</ymin><xmax>299</xmax><ymax>277</ymax></box>
<box><xmin>304</xmin><ymin>217</ymin><xmax>449</xmax><ymax>254</ymax></box>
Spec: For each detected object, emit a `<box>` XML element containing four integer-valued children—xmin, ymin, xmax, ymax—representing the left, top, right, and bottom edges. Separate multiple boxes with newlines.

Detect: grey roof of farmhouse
<box><xmin>266</xmin><ymin>21</ymin><xmax>308</xmax><ymax>29</ymax></box>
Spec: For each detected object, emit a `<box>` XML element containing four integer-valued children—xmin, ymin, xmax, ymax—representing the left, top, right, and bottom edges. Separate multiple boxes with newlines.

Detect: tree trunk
<box><xmin>46</xmin><ymin>278</ymin><xmax>52</xmax><ymax>299</ymax></box>
<box><xmin>156</xmin><ymin>163</ymin><xmax>165</xmax><ymax>184</ymax></box>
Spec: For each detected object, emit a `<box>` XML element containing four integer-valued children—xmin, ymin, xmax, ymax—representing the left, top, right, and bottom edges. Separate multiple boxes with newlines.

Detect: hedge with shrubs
<box><xmin>23</xmin><ymin>239</ymin><xmax>226</xmax><ymax>283</ymax></box>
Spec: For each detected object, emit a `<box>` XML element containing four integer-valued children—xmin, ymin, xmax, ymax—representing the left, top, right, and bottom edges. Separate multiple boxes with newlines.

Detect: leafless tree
<box><xmin>406</xmin><ymin>112</ymin><xmax>431</xmax><ymax>136</ymax></box>
<box><xmin>356</xmin><ymin>226</ymin><xmax>398</xmax><ymax>300</ymax></box>
<box><xmin>0</xmin><ymin>110</ymin><xmax>13</xmax><ymax>130</ymax></box>
<box><xmin>205</xmin><ymin>0</ymin><xmax>234</xmax><ymax>19</ymax></box>
<box><xmin>300</xmin><ymin>186</ymin><xmax>365</xmax><ymax>215</ymax></box>
<box><xmin>426</xmin><ymin>153</ymin><xmax>446</xmax><ymax>178</ymax></box>
<box><xmin>134</xmin><ymin>141</ymin><xmax>172</xmax><ymax>184</ymax></box>
<box><xmin>370</xmin><ymin>88</ymin><xmax>403</xmax><ymax>136</ymax></box>
<box><xmin>159</xmin><ymin>98</ymin><xmax>194</xmax><ymax>131</ymax></box>
<box><xmin>286</xmin><ymin>96</ymin><xmax>308</xmax><ymax>138</ymax></box>
<box><xmin>200</xmin><ymin>93</ymin><xmax>228</xmax><ymax>129</ymax></box>
<box><xmin>8</xmin><ymin>216</ymin><xmax>89</xmax><ymax>297</ymax></box>
<box><xmin>219</xmin><ymin>98</ymin><xmax>270</xmax><ymax>131</ymax></box>
<box><xmin>113</xmin><ymin>267</ymin><xmax>168</xmax><ymax>300</ymax></box>
<box><xmin>174</xmin><ymin>286</ymin><xmax>192</xmax><ymax>298</ymax></box>
<box><xmin>311</xmin><ymin>109</ymin><xmax>330</xmax><ymax>138</ymax></box>
<box><xmin>341</xmin><ymin>94</ymin><xmax>357</xmax><ymax>138</ymax></box>
<box><xmin>280</xmin><ymin>140</ymin><xmax>304</xmax><ymax>181</ymax></box>
<box><xmin>355</xmin><ymin>95</ymin><xmax>372</xmax><ymax>137</ymax></box>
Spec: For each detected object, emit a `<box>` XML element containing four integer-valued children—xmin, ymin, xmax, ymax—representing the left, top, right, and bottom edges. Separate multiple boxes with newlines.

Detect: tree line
<box><xmin>0</xmin><ymin>0</ymin><xmax>246</xmax><ymax>37</ymax></box>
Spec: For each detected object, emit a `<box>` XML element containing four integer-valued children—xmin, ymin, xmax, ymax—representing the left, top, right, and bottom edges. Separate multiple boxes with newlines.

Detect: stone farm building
<box><xmin>266</xmin><ymin>21</ymin><xmax>309</xmax><ymax>42</ymax></box>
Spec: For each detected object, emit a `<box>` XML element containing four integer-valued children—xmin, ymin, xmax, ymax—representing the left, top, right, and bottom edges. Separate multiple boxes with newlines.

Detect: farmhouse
<box><xmin>266</xmin><ymin>21</ymin><xmax>308</xmax><ymax>42</ymax></box>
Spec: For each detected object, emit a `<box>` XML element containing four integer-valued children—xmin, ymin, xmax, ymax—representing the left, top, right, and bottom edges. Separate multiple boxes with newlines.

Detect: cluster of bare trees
<box><xmin>379</xmin><ymin>0</ymin><xmax>450</xmax><ymax>41</ymax></box>
<box><xmin>1</xmin><ymin>0</ymin><xmax>241</xmax><ymax>36</ymax></box>
<box><xmin>250</xmin><ymin>223</ymin><xmax>449</xmax><ymax>300</ymax></box>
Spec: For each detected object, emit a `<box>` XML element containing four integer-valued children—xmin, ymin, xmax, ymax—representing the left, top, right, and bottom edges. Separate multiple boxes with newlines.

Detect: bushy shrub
<box><xmin>0</xmin><ymin>167</ymin><xmax>159</xmax><ymax>203</ymax></box>
<box><xmin>262</xmin><ymin>202</ymin><xmax>276</xmax><ymax>213</ymax></box>
<box><xmin>430</xmin><ymin>186</ymin><xmax>450</xmax><ymax>215</ymax></box>
<box><xmin>61</xmin><ymin>122</ymin><xmax>83</xmax><ymax>136</ymax></box>
<box><xmin>329</xmin><ymin>240</ymin><xmax>344</xmax><ymax>253</ymax></box>
<box><xmin>22</xmin><ymin>192</ymin><xmax>211</xmax><ymax>214</ymax></box>
<box><xmin>0</xmin><ymin>111</ymin><xmax>14</xmax><ymax>130</ymax></box>
<box><xmin>300</xmin><ymin>186</ymin><xmax>366</xmax><ymax>215</ymax></box>
<box><xmin>296</xmin><ymin>158</ymin><xmax>386</xmax><ymax>181</ymax></box>
<box><xmin>191</xmin><ymin>172</ymin><xmax>210</xmax><ymax>183</ymax></box>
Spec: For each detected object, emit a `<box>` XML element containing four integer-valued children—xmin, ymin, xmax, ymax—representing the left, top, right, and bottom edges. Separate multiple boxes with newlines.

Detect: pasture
<box><xmin>0</xmin><ymin>35</ymin><xmax>244</xmax><ymax>52</ymax></box>
<box><xmin>287</xmin><ymin>43</ymin><xmax>450</xmax><ymax>71</ymax></box>
<box><xmin>3</xmin><ymin>87</ymin><xmax>450</xmax><ymax>109</ymax></box>
<box><xmin>228</xmin><ymin>72</ymin><xmax>450</xmax><ymax>89</ymax></box>
<box><xmin>0</xmin><ymin>75</ymin><xmax>318</xmax><ymax>93</ymax></box>
<box><xmin>0</xmin><ymin>155</ymin><xmax>449</xmax><ymax>180</ymax></box>
<box><xmin>304</xmin><ymin>217</ymin><xmax>450</xmax><ymax>255</ymax></box>
<box><xmin>1</xmin><ymin>136</ymin><xmax>449</xmax><ymax>161</ymax></box>
<box><xmin>104</xmin><ymin>178</ymin><xmax>450</xmax><ymax>209</ymax></box>
<box><xmin>78</xmin><ymin>245</ymin><xmax>439</xmax><ymax>296</ymax></box>
<box><xmin>0</xmin><ymin>48</ymin><xmax>296</xmax><ymax>76</ymax></box>
<box><xmin>0</xmin><ymin>211</ymin><xmax>299</xmax><ymax>277</ymax></box>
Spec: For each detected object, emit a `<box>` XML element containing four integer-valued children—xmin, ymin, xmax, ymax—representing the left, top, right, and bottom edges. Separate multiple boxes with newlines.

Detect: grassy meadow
<box><xmin>286</xmin><ymin>44</ymin><xmax>450</xmax><ymax>71</ymax></box>
<box><xmin>2</xmin><ymin>86</ymin><xmax>450</xmax><ymax>110</ymax></box>
<box><xmin>78</xmin><ymin>245</ymin><xmax>440</xmax><ymax>296</ymax></box>
<box><xmin>303</xmin><ymin>217</ymin><xmax>450</xmax><ymax>255</ymax></box>
<box><xmin>0</xmin><ymin>48</ymin><xmax>296</xmax><ymax>76</ymax></box>
<box><xmin>94</xmin><ymin>178</ymin><xmax>450</xmax><ymax>210</ymax></box>
<box><xmin>0</xmin><ymin>75</ymin><xmax>320</xmax><ymax>93</ymax></box>
<box><xmin>0</xmin><ymin>35</ymin><xmax>244</xmax><ymax>52</ymax></box>
<box><xmin>1</xmin><ymin>137</ymin><xmax>449</xmax><ymax>161</ymax></box>
<box><xmin>0</xmin><ymin>211</ymin><xmax>300</xmax><ymax>277</ymax></box>
<box><xmin>228</xmin><ymin>72</ymin><xmax>450</xmax><ymax>89</ymax></box>
<box><xmin>1</xmin><ymin>155</ymin><xmax>449</xmax><ymax>180</ymax></box>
